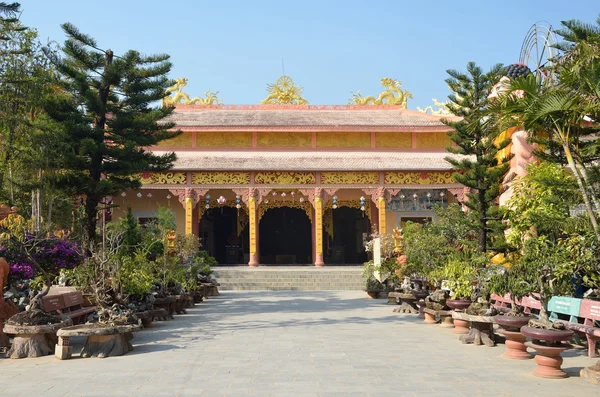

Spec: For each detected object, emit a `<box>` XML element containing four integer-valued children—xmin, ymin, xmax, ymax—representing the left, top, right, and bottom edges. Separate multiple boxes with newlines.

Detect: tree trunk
<box><xmin>564</xmin><ymin>146</ymin><xmax>600</xmax><ymax>241</ymax></box>
<box><xmin>85</xmin><ymin>196</ymin><xmax>99</xmax><ymax>244</ymax></box>
<box><xmin>478</xmin><ymin>180</ymin><xmax>487</xmax><ymax>253</ymax></box>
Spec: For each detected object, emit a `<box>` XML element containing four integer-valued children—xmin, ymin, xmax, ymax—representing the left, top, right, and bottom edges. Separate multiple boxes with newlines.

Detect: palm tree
<box><xmin>495</xmin><ymin>74</ymin><xmax>600</xmax><ymax>240</ymax></box>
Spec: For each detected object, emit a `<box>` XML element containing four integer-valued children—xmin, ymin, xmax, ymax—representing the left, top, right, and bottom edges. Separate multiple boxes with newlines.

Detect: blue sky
<box><xmin>18</xmin><ymin>0</ymin><xmax>599</xmax><ymax>109</ymax></box>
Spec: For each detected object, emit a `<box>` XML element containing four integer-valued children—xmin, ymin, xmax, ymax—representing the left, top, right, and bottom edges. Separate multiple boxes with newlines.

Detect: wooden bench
<box><xmin>490</xmin><ymin>293</ymin><xmax>513</xmax><ymax>313</ymax></box>
<box><xmin>42</xmin><ymin>291</ymin><xmax>96</xmax><ymax>325</ymax></box>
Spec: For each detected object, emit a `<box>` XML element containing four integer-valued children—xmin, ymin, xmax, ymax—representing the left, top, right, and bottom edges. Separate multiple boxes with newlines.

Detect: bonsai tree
<box><xmin>489</xmin><ymin>162</ymin><xmax>592</xmax><ymax>324</ymax></box>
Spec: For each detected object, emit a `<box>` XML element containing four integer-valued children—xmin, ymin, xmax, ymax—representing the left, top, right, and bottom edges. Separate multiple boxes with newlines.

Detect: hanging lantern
<box><xmin>413</xmin><ymin>193</ymin><xmax>418</xmax><ymax>199</ymax></box>
<box><xmin>272</xmin><ymin>192</ymin><xmax>277</xmax><ymax>197</ymax></box>
<box><xmin>136</xmin><ymin>192</ymin><xmax>142</xmax><ymax>198</ymax></box>
<box><xmin>265</xmin><ymin>199</ymin><xmax>269</xmax><ymax>204</ymax></box>
<box><xmin>205</xmin><ymin>194</ymin><xmax>211</xmax><ymax>199</ymax></box>
<box><xmin>166</xmin><ymin>194</ymin><xmax>172</xmax><ymax>200</ymax></box>
<box><xmin>121</xmin><ymin>192</ymin><xmax>126</xmax><ymax>197</ymax></box>
<box><xmin>400</xmin><ymin>194</ymin><xmax>405</xmax><ymax>199</ymax></box>
<box><xmin>281</xmin><ymin>192</ymin><xmax>287</xmax><ymax>197</ymax></box>
<box><xmin>299</xmin><ymin>197</ymin><xmax>304</xmax><ymax>203</ymax></box>
<box><xmin>205</xmin><ymin>204</ymin><xmax>210</xmax><ymax>209</ymax></box>
<box><xmin>205</xmin><ymin>197</ymin><xmax>210</xmax><ymax>209</ymax></box>
<box><xmin>359</xmin><ymin>196</ymin><xmax>366</xmax><ymax>214</ymax></box>
<box><xmin>147</xmin><ymin>193</ymin><xmax>153</xmax><ymax>198</ymax></box>
<box><xmin>236</xmin><ymin>204</ymin><xmax>241</xmax><ymax>209</ymax></box>
<box><xmin>332</xmin><ymin>195</ymin><xmax>338</xmax><ymax>210</ymax></box>
<box><xmin>217</xmin><ymin>196</ymin><xmax>226</xmax><ymax>205</ymax></box>
<box><xmin>360</xmin><ymin>205</ymin><xmax>365</xmax><ymax>211</ymax></box>
<box><xmin>290</xmin><ymin>192</ymin><xmax>296</xmax><ymax>197</ymax></box>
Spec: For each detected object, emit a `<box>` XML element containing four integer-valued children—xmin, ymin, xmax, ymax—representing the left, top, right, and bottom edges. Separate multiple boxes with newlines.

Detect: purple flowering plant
<box><xmin>0</xmin><ymin>235</ymin><xmax>82</xmax><ymax>280</ymax></box>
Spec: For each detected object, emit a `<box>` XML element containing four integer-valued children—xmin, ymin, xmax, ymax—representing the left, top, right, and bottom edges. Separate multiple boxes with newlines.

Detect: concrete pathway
<box><xmin>1</xmin><ymin>291</ymin><xmax>598</xmax><ymax>396</ymax></box>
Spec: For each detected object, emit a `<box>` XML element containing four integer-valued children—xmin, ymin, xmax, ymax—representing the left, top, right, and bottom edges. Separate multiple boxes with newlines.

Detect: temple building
<box><xmin>113</xmin><ymin>76</ymin><xmax>467</xmax><ymax>266</ymax></box>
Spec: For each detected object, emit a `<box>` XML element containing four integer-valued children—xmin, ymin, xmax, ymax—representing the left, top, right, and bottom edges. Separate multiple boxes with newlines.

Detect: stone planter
<box><xmin>394</xmin><ymin>293</ymin><xmax>419</xmax><ymax>314</ymax></box>
<box><xmin>447</xmin><ymin>299</ymin><xmax>472</xmax><ymax>334</ymax></box>
<box><xmin>3</xmin><ymin>320</ymin><xmax>72</xmax><ymax>359</ymax></box>
<box><xmin>56</xmin><ymin>323</ymin><xmax>141</xmax><ymax>359</ymax></box>
<box><xmin>494</xmin><ymin>315</ymin><xmax>535</xmax><ymax>360</ymax></box>
<box><xmin>521</xmin><ymin>326</ymin><xmax>574</xmax><ymax>378</ymax></box>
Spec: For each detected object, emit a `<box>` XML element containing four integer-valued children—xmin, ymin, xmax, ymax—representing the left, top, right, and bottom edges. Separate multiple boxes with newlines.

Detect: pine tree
<box><xmin>443</xmin><ymin>62</ymin><xmax>510</xmax><ymax>253</ymax></box>
<box><xmin>43</xmin><ymin>23</ymin><xmax>180</xmax><ymax>244</ymax></box>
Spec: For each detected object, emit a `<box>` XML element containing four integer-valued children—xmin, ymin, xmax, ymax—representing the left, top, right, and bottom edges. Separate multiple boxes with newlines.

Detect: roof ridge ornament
<box><xmin>417</xmin><ymin>98</ymin><xmax>452</xmax><ymax>116</ymax></box>
<box><xmin>261</xmin><ymin>75</ymin><xmax>308</xmax><ymax>105</ymax></box>
<box><xmin>162</xmin><ymin>78</ymin><xmax>221</xmax><ymax>107</ymax></box>
<box><xmin>350</xmin><ymin>78</ymin><xmax>412</xmax><ymax>108</ymax></box>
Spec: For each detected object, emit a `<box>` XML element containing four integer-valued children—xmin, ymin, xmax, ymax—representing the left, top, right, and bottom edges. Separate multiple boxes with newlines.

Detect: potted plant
<box><xmin>362</xmin><ymin>259</ymin><xmax>384</xmax><ymax>298</ymax></box>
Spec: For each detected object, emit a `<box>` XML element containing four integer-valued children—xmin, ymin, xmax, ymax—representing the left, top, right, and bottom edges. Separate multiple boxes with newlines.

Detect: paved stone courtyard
<box><xmin>2</xmin><ymin>291</ymin><xmax>598</xmax><ymax>396</ymax></box>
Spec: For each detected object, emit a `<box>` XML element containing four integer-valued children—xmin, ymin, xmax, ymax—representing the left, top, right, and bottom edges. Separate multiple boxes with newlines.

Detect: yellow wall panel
<box><xmin>156</xmin><ymin>132</ymin><xmax>193</xmax><ymax>147</ymax></box>
<box><xmin>316</xmin><ymin>132</ymin><xmax>370</xmax><ymax>148</ymax></box>
<box><xmin>257</xmin><ymin>132</ymin><xmax>312</xmax><ymax>147</ymax></box>
<box><xmin>375</xmin><ymin>132</ymin><xmax>412</xmax><ymax>148</ymax></box>
<box><xmin>415</xmin><ymin>132</ymin><xmax>451</xmax><ymax>149</ymax></box>
<box><xmin>196</xmin><ymin>132</ymin><xmax>252</xmax><ymax>147</ymax></box>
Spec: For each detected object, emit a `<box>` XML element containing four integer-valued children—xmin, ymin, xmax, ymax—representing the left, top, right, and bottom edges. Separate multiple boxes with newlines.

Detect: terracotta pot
<box><xmin>366</xmin><ymin>291</ymin><xmax>380</xmax><ymax>299</ymax></box>
<box><xmin>520</xmin><ymin>326</ymin><xmax>574</xmax><ymax>344</ymax></box>
<box><xmin>494</xmin><ymin>315</ymin><xmax>534</xmax><ymax>332</ymax></box>
<box><xmin>446</xmin><ymin>299</ymin><xmax>471</xmax><ymax>311</ymax></box>
<box><xmin>412</xmin><ymin>291</ymin><xmax>429</xmax><ymax>300</ymax></box>
<box><xmin>521</xmin><ymin>326</ymin><xmax>574</xmax><ymax>378</ymax></box>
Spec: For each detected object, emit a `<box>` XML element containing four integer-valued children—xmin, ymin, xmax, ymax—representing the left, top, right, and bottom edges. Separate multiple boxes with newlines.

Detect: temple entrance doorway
<box><xmin>200</xmin><ymin>207</ymin><xmax>244</xmax><ymax>264</ymax></box>
<box><xmin>327</xmin><ymin>207</ymin><xmax>370</xmax><ymax>265</ymax></box>
<box><xmin>259</xmin><ymin>207</ymin><xmax>311</xmax><ymax>264</ymax></box>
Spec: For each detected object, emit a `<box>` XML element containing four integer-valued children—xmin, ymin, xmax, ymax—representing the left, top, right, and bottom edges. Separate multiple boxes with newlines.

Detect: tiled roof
<box><xmin>165</xmin><ymin>105</ymin><xmax>456</xmax><ymax>131</ymax></box>
<box><xmin>153</xmin><ymin>150</ymin><xmax>470</xmax><ymax>171</ymax></box>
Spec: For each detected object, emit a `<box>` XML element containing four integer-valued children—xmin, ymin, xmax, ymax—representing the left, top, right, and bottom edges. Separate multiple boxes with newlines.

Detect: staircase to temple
<box><xmin>212</xmin><ymin>266</ymin><xmax>365</xmax><ymax>291</ymax></box>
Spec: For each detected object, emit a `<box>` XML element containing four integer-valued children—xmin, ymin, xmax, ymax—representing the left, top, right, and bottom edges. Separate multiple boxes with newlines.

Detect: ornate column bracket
<box><xmin>231</xmin><ymin>188</ymin><xmax>251</xmax><ymax>205</ymax></box>
<box><xmin>169</xmin><ymin>188</ymin><xmax>206</xmax><ymax>209</ymax></box>
<box><xmin>361</xmin><ymin>188</ymin><xmax>381</xmax><ymax>204</ymax></box>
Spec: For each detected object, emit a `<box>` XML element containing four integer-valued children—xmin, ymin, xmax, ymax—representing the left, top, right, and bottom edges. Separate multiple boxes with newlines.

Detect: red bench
<box><xmin>42</xmin><ymin>291</ymin><xmax>96</xmax><ymax>325</ymax></box>
<box><xmin>516</xmin><ymin>295</ymin><xmax>542</xmax><ymax>317</ymax></box>
<box><xmin>561</xmin><ymin>299</ymin><xmax>600</xmax><ymax>358</ymax></box>
<box><xmin>490</xmin><ymin>293</ymin><xmax>513</xmax><ymax>313</ymax></box>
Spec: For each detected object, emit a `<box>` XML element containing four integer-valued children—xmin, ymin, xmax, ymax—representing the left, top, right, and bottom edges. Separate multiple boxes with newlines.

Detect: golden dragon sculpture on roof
<box><xmin>350</xmin><ymin>78</ymin><xmax>412</xmax><ymax>107</ymax></box>
<box><xmin>162</xmin><ymin>78</ymin><xmax>221</xmax><ymax>107</ymax></box>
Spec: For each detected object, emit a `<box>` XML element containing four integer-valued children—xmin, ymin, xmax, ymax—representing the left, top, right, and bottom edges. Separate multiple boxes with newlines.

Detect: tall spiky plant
<box><xmin>443</xmin><ymin>62</ymin><xmax>510</xmax><ymax>253</ymax></box>
<box><xmin>43</xmin><ymin>23</ymin><xmax>180</xmax><ymax>244</ymax></box>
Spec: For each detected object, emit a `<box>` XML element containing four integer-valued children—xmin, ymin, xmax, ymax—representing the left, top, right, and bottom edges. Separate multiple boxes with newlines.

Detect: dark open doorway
<box><xmin>199</xmin><ymin>206</ymin><xmax>243</xmax><ymax>264</ymax></box>
<box><xmin>327</xmin><ymin>207</ymin><xmax>370</xmax><ymax>264</ymax></box>
<box><xmin>259</xmin><ymin>207</ymin><xmax>311</xmax><ymax>264</ymax></box>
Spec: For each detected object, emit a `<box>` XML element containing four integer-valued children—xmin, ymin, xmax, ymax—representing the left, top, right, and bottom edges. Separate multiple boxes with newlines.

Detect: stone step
<box><xmin>212</xmin><ymin>266</ymin><xmax>366</xmax><ymax>291</ymax></box>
